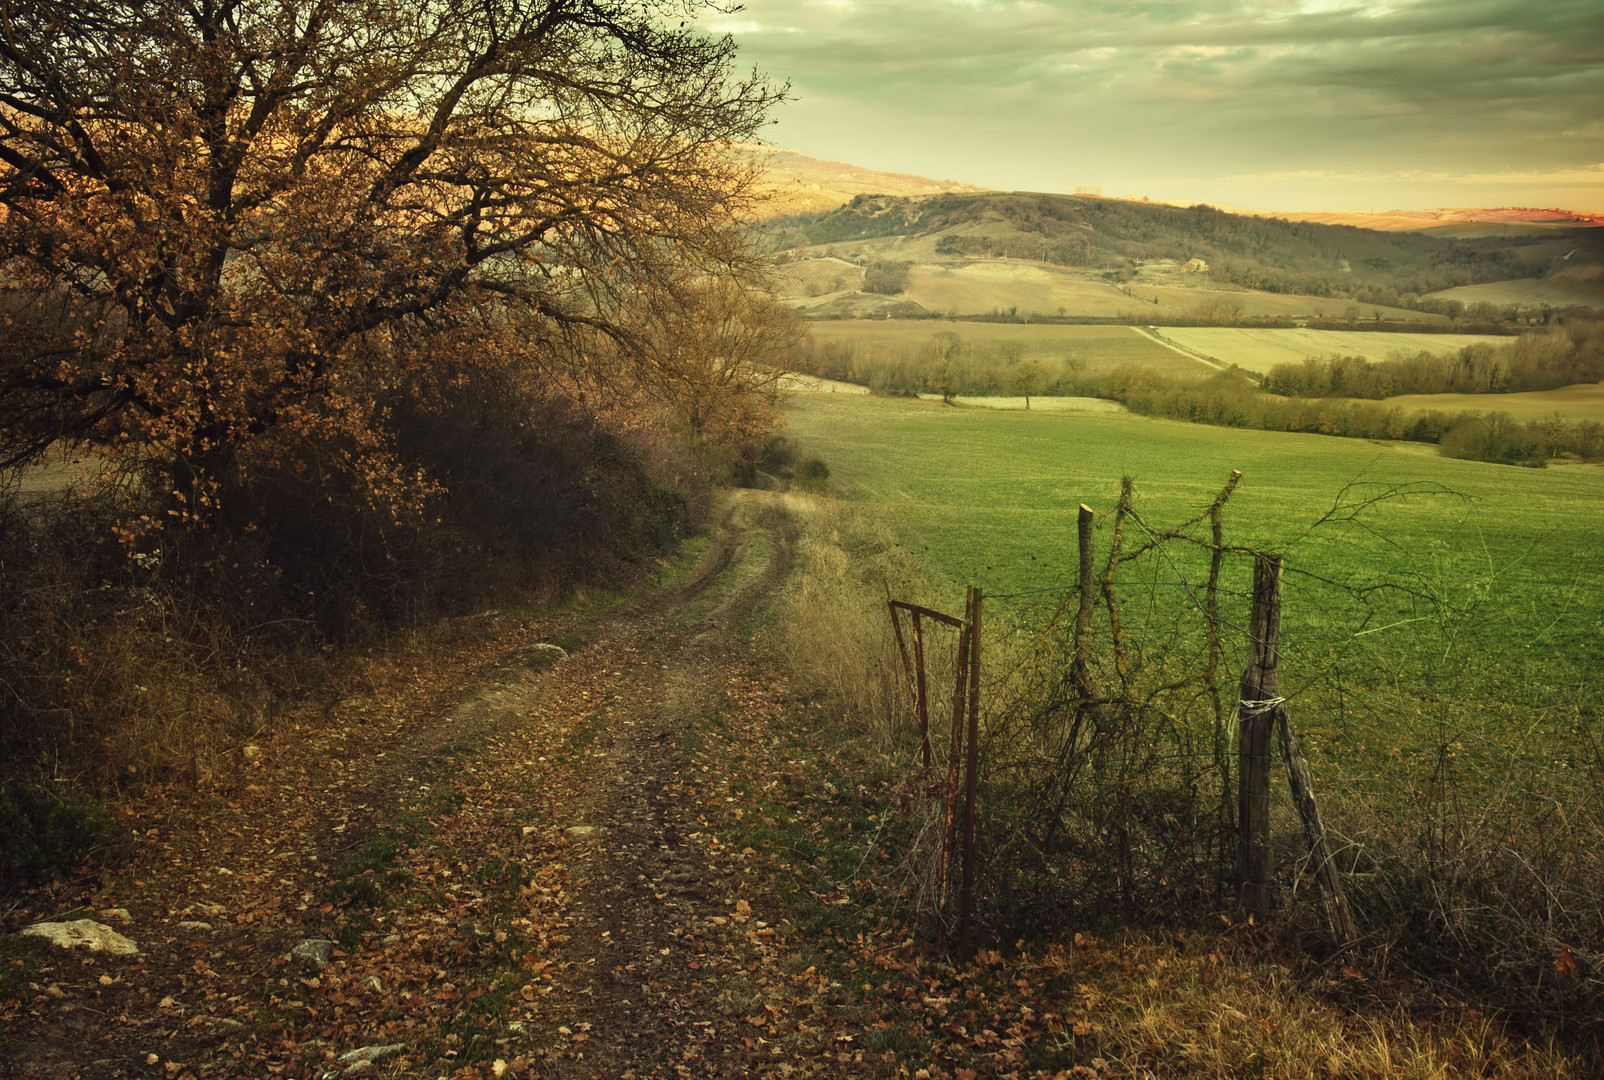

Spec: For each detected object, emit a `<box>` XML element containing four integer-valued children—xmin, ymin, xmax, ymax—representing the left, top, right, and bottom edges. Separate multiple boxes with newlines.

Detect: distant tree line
<box><xmin>1262</xmin><ymin>323</ymin><xmax>1604</xmax><ymax>398</ymax></box>
<box><xmin>786</xmin><ymin>320</ymin><xmax>1604</xmax><ymax>467</ymax></box>
<box><xmin>1108</xmin><ymin>368</ymin><xmax>1603</xmax><ymax>467</ymax></box>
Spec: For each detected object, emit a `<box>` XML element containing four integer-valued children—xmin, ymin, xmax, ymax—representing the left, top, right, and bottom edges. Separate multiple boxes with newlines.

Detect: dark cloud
<box><xmin>711</xmin><ymin>0</ymin><xmax>1603</xmax><ymax>208</ymax></box>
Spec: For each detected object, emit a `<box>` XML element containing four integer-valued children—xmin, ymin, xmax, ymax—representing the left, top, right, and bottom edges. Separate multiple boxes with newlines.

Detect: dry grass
<box><xmin>1070</xmin><ymin>931</ymin><xmax>1589</xmax><ymax>1078</ymax></box>
<box><xmin>772</xmin><ymin>493</ymin><xmax>930</xmax><ymax>746</ymax></box>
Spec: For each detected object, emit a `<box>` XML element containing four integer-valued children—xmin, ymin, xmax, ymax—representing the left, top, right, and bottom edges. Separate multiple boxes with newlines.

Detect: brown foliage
<box><xmin>0</xmin><ymin>0</ymin><xmax>784</xmax><ymax>532</ymax></box>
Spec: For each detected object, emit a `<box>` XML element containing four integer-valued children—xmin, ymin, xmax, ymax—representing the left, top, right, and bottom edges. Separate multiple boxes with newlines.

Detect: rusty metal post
<box><xmin>887</xmin><ymin>599</ymin><xmax>918</xmax><ymax>707</ymax></box>
<box><xmin>912</xmin><ymin>612</ymin><xmax>932</xmax><ymax>773</ymax></box>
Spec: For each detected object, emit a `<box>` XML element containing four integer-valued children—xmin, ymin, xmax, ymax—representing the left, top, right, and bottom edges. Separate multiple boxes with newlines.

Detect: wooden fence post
<box><xmin>1237</xmin><ymin>555</ymin><xmax>1280</xmax><ymax>919</ymax></box>
<box><xmin>1275</xmin><ymin>706</ymin><xmax>1358</xmax><ymax>945</ymax></box>
<box><xmin>1072</xmin><ymin>505</ymin><xmax>1099</xmax><ymax>703</ymax></box>
<box><xmin>958</xmin><ymin>586</ymin><xmax>983</xmax><ymax>961</ymax></box>
<box><xmin>940</xmin><ymin>617</ymin><xmax>969</xmax><ymax>913</ymax></box>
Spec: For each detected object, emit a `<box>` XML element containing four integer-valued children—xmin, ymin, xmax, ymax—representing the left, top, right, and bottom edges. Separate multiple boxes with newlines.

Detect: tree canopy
<box><xmin>0</xmin><ymin>0</ymin><xmax>783</xmax><ymax>525</ymax></box>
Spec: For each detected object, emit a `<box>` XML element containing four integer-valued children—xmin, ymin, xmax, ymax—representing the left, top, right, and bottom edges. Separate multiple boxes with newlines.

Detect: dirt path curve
<box><xmin>535</xmin><ymin>494</ymin><xmax>802</xmax><ymax>1080</ymax></box>
<box><xmin>1</xmin><ymin>490</ymin><xmax>816</xmax><ymax>1080</ymax></box>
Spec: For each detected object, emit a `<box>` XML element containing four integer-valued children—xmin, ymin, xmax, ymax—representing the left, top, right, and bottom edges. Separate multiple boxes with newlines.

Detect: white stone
<box><xmin>290</xmin><ymin>938</ymin><xmax>334</xmax><ymax>966</ymax></box>
<box><xmin>18</xmin><ymin>920</ymin><xmax>140</xmax><ymax>956</ymax></box>
<box><xmin>336</xmin><ymin>1044</ymin><xmax>405</xmax><ymax>1065</ymax></box>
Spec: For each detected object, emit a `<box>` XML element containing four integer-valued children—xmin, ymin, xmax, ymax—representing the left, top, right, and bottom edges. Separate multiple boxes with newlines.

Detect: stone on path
<box><xmin>290</xmin><ymin>938</ymin><xmax>334</xmax><ymax>967</ymax></box>
<box><xmin>18</xmin><ymin>919</ymin><xmax>140</xmax><ymax>955</ymax></box>
<box><xmin>564</xmin><ymin>825</ymin><xmax>598</xmax><ymax>839</ymax></box>
<box><xmin>336</xmin><ymin>1044</ymin><xmax>405</xmax><ymax>1068</ymax></box>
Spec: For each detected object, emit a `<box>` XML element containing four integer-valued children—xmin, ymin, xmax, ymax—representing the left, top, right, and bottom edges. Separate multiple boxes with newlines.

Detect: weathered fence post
<box><xmin>1072</xmin><ymin>505</ymin><xmax>1099</xmax><ymax>703</ymax></box>
<box><xmin>1275</xmin><ymin>706</ymin><xmax>1358</xmax><ymax>945</ymax></box>
<box><xmin>1237</xmin><ymin>555</ymin><xmax>1280</xmax><ymax>919</ymax></box>
<box><xmin>940</xmin><ymin>616</ymin><xmax>969</xmax><ymax>913</ymax></box>
<box><xmin>958</xmin><ymin>586</ymin><xmax>983</xmax><ymax>960</ymax></box>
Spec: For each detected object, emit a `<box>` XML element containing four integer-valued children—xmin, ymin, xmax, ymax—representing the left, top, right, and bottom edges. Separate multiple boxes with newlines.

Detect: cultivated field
<box><xmin>1386</xmin><ymin>382</ymin><xmax>1604</xmax><ymax>423</ymax></box>
<box><xmin>803</xmin><ymin>320</ymin><xmax>1213</xmax><ymax>379</ymax></box>
<box><xmin>1125</xmin><ymin>282</ymin><xmax>1445</xmax><ymax>322</ymax></box>
<box><xmin>766</xmin><ymin>256</ymin><xmax>865</xmax><ymax>299</ymax></box>
<box><xmin>1424</xmin><ymin>277</ymin><xmax>1604</xmax><ymax>310</ymax></box>
<box><xmin>1157</xmin><ymin>327</ymin><xmax>1510</xmax><ymax>375</ymax></box>
<box><xmin>913</xmin><ymin>393</ymin><xmax>1126</xmax><ymax>412</ymax></box>
<box><xmin>902</xmin><ymin>261</ymin><xmax>1151</xmax><ymax>318</ymax></box>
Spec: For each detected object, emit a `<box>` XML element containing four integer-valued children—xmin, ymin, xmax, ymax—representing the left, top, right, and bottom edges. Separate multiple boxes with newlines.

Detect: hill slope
<box><xmin>753</xmin><ymin>191</ymin><xmax>1604</xmax><ymax>317</ymax></box>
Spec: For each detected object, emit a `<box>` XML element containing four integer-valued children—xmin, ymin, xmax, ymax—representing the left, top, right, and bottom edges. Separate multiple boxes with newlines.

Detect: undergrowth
<box><xmin>749</xmin><ymin>486</ymin><xmax>1604</xmax><ymax>1075</ymax></box>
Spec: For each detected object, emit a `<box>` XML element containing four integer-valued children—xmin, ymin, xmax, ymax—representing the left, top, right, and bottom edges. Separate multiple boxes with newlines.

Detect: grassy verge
<box><xmin>695</xmin><ymin>488</ymin><xmax>1601</xmax><ymax>1076</ymax></box>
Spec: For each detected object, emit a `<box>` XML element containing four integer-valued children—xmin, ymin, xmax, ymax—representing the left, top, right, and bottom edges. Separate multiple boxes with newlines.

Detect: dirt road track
<box><xmin>1</xmin><ymin>490</ymin><xmax>833</xmax><ymax>1080</ymax></box>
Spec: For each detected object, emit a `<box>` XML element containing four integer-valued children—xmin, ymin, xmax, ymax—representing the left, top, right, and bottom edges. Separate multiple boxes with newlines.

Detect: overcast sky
<box><xmin>703</xmin><ymin>0</ymin><xmax>1604</xmax><ymax>212</ymax></box>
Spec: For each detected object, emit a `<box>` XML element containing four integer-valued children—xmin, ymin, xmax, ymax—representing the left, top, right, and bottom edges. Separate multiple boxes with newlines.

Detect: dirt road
<box><xmin>2</xmin><ymin>491</ymin><xmax>846</xmax><ymax>1080</ymax></box>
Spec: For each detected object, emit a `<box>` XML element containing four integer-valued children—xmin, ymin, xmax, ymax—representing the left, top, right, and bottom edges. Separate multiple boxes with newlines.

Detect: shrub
<box><xmin>0</xmin><ymin>782</ymin><xmax>124</xmax><ymax>885</ymax></box>
<box><xmin>795</xmin><ymin>456</ymin><xmax>831</xmax><ymax>491</ymax></box>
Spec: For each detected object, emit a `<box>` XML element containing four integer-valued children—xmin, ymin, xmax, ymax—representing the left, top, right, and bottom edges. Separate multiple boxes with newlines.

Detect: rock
<box><xmin>99</xmin><ymin>908</ymin><xmax>133</xmax><ymax>923</ymax></box>
<box><xmin>192</xmin><ymin>901</ymin><xmax>227</xmax><ymax>917</ymax></box>
<box><xmin>177</xmin><ymin>921</ymin><xmax>213</xmax><ymax>932</ymax></box>
<box><xmin>381</xmin><ymin>933</ymin><xmax>401</xmax><ymax>947</ymax></box>
<box><xmin>290</xmin><ymin>939</ymin><xmax>334</xmax><ymax>967</ymax></box>
<box><xmin>336</xmin><ymin>1044</ymin><xmax>405</xmax><ymax>1065</ymax></box>
<box><xmin>564</xmin><ymin>825</ymin><xmax>597</xmax><ymax>840</ymax></box>
<box><xmin>530</xmin><ymin>643</ymin><xmax>568</xmax><ymax>661</ymax></box>
<box><xmin>242</xmin><ymin>744</ymin><xmax>261</xmax><ymax>760</ymax></box>
<box><xmin>18</xmin><ymin>920</ymin><xmax>140</xmax><ymax>956</ymax></box>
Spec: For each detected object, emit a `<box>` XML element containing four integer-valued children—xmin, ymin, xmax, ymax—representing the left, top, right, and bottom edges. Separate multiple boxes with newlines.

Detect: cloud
<box><xmin>713</xmin><ymin>0</ymin><xmax>1603</xmax><ymax>207</ymax></box>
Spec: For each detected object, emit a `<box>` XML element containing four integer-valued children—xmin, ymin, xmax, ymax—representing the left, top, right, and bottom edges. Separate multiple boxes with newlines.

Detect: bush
<box><xmin>795</xmin><ymin>456</ymin><xmax>831</xmax><ymax>492</ymax></box>
<box><xmin>757</xmin><ymin>435</ymin><xmax>800</xmax><ymax>478</ymax></box>
<box><xmin>0</xmin><ymin>378</ymin><xmax>703</xmax><ymax>812</ymax></box>
<box><xmin>0</xmin><ymin>782</ymin><xmax>124</xmax><ymax>885</ymax></box>
<box><xmin>863</xmin><ymin>260</ymin><xmax>912</xmax><ymax>295</ymax></box>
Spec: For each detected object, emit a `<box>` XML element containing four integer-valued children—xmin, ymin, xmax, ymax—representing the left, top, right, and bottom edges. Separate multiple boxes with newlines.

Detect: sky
<box><xmin>700</xmin><ymin>0</ymin><xmax>1604</xmax><ymax>213</ymax></box>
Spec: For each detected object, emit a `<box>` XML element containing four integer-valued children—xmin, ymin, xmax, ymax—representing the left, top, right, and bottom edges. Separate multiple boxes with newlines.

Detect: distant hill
<box><xmin>1266</xmin><ymin>207</ymin><xmax>1604</xmax><ymax>235</ymax></box>
<box><xmin>742</xmin><ymin>145</ymin><xmax>988</xmax><ymax>217</ymax></box>
<box><xmin>756</xmin><ymin>190</ymin><xmax>1604</xmax><ymax>320</ymax></box>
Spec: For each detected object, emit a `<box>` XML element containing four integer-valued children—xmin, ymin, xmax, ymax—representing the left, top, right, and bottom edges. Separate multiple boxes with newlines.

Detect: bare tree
<box><xmin>0</xmin><ymin>0</ymin><xmax>782</xmax><ymax>522</ymax></box>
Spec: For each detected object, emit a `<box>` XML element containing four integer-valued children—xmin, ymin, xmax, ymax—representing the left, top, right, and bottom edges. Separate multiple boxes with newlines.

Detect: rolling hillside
<box><xmin>758</xmin><ymin>190</ymin><xmax>1604</xmax><ymax>321</ymax></box>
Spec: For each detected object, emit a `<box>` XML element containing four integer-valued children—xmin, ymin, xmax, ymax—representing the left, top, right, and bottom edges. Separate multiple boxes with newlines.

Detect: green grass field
<box><xmin>802</xmin><ymin>320</ymin><xmax>1211</xmax><ymax>379</ymax></box>
<box><xmin>780</xmin><ymin>391</ymin><xmax>1603</xmax><ymax>783</ymax></box>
